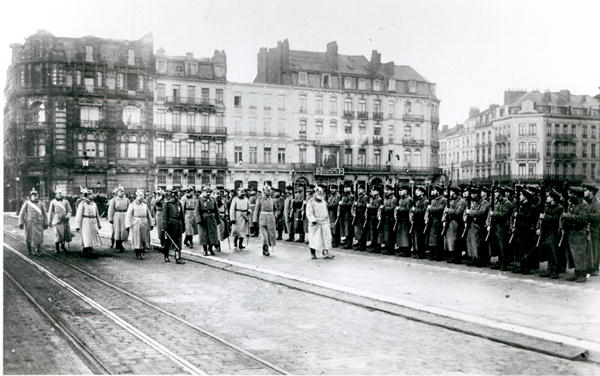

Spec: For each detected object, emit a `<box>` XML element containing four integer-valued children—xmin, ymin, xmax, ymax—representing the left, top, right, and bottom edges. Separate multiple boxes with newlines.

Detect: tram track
<box><xmin>3</xmin><ymin>232</ymin><xmax>290</xmax><ymax>375</ymax></box>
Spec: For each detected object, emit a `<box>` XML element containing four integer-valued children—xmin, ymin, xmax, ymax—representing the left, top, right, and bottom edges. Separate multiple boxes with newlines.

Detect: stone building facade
<box><xmin>153</xmin><ymin>48</ymin><xmax>227</xmax><ymax>190</ymax></box>
<box><xmin>4</xmin><ymin>30</ymin><xmax>154</xmax><ymax>201</ymax></box>
<box><xmin>439</xmin><ymin>90</ymin><xmax>600</xmax><ymax>185</ymax></box>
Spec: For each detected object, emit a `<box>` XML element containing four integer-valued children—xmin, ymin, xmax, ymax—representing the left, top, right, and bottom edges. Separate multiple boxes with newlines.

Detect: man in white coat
<box><xmin>306</xmin><ymin>186</ymin><xmax>335</xmax><ymax>260</ymax></box>
<box><xmin>125</xmin><ymin>188</ymin><xmax>154</xmax><ymax>260</ymax></box>
<box><xmin>229</xmin><ymin>188</ymin><xmax>250</xmax><ymax>249</ymax></box>
<box><xmin>18</xmin><ymin>189</ymin><xmax>48</xmax><ymax>255</ymax></box>
<box><xmin>47</xmin><ymin>189</ymin><xmax>72</xmax><ymax>253</ymax></box>
<box><xmin>108</xmin><ymin>185</ymin><xmax>129</xmax><ymax>253</ymax></box>
<box><xmin>74</xmin><ymin>188</ymin><xmax>102</xmax><ymax>256</ymax></box>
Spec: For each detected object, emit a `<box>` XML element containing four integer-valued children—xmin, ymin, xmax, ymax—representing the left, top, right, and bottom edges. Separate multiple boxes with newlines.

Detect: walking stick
<box><xmin>163</xmin><ymin>230</ymin><xmax>181</xmax><ymax>252</ymax></box>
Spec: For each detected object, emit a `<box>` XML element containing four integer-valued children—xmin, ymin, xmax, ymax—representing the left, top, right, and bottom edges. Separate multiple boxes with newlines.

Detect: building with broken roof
<box><xmin>252</xmin><ymin>39</ymin><xmax>441</xmax><ymax>190</ymax></box>
<box><xmin>4</xmin><ymin>30</ymin><xmax>155</xmax><ymax>200</ymax></box>
<box><xmin>439</xmin><ymin>89</ymin><xmax>600</xmax><ymax>185</ymax></box>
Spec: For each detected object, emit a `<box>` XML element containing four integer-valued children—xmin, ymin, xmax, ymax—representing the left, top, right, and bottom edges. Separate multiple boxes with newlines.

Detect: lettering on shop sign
<box><xmin>315</xmin><ymin>167</ymin><xmax>344</xmax><ymax>176</ymax></box>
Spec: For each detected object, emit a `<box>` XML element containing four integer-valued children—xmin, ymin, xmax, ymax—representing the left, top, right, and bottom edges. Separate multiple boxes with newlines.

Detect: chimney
<box><xmin>256</xmin><ymin>47</ymin><xmax>268</xmax><ymax>83</ymax></box>
<box><xmin>369</xmin><ymin>49</ymin><xmax>381</xmax><ymax>71</ymax></box>
<box><xmin>186</xmin><ymin>52</ymin><xmax>194</xmax><ymax>59</ymax></box>
<box><xmin>543</xmin><ymin>90</ymin><xmax>552</xmax><ymax>103</ymax></box>
<box><xmin>559</xmin><ymin>89</ymin><xmax>571</xmax><ymax>102</ymax></box>
<box><xmin>504</xmin><ymin>89</ymin><xmax>527</xmax><ymax>105</ymax></box>
<box><xmin>469</xmin><ymin>107</ymin><xmax>480</xmax><ymax>119</ymax></box>
<box><xmin>326</xmin><ymin>41</ymin><xmax>338</xmax><ymax>69</ymax></box>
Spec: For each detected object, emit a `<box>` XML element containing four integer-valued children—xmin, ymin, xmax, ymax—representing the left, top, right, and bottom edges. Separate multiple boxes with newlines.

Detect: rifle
<box><xmin>557</xmin><ymin>181</ymin><xmax>570</xmax><ymax>247</ymax></box>
<box><xmin>440</xmin><ymin>184</ymin><xmax>451</xmax><ymax>236</ymax></box>
<box><xmin>508</xmin><ymin>184</ymin><xmax>522</xmax><ymax>244</ymax></box>
<box><xmin>485</xmin><ymin>182</ymin><xmax>497</xmax><ymax>242</ymax></box>
<box><xmin>423</xmin><ymin>184</ymin><xmax>431</xmax><ymax>235</ymax></box>
<box><xmin>461</xmin><ymin>183</ymin><xmax>472</xmax><ymax>239</ymax></box>
<box><xmin>534</xmin><ymin>183</ymin><xmax>546</xmax><ymax>247</ymax></box>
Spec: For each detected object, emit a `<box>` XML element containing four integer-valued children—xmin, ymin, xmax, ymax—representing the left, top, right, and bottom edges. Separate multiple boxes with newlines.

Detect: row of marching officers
<box><xmin>281</xmin><ymin>182</ymin><xmax>599</xmax><ymax>283</ymax></box>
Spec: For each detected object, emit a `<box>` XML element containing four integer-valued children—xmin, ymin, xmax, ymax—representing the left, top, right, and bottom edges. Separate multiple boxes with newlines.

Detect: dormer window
<box><xmin>85</xmin><ymin>45</ymin><xmax>93</xmax><ymax>62</ymax></box>
<box><xmin>408</xmin><ymin>80</ymin><xmax>417</xmax><ymax>94</ymax></box>
<box><xmin>156</xmin><ymin>59</ymin><xmax>166</xmax><ymax>73</ymax></box>
<box><xmin>298</xmin><ymin>71</ymin><xmax>308</xmax><ymax>85</ymax></box>
<box><xmin>343</xmin><ymin>77</ymin><xmax>352</xmax><ymax>89</ymax></box>
<box><xmin>322</xmin><ymin>74</ymin><xmax>330</xmax><ymax>88</ymax></box>
<box><xmin>373</xmin><ymin>79</ymin><xmax>381</xmax><ymax>92</ymax></box>
<box><xmin>388</xmin><ymin>78</ymin><xmax>396</xmax><ymax>91</ymax></box>
<box><xmin>358</xmin><ymin>78</ymin><xmax>366</xmax><ymax>90</ymax></box>
<box><xmin>128</xmin><ymin>49</ymin><xmax>135</xmax><ymax>65</ymax></box>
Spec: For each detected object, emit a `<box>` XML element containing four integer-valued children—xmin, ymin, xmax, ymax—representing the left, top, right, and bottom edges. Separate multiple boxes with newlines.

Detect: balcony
<box><xmin>460</xmin><ymin>160</ymin><xmax>473</xmax><ymax>167</ymax></box>
<box><xmin>495</xmin><ymin>153</ymin><xmax>509</xmax><ymax>160</ymax></box>
<box><xmin>431</xmin><ymin>140</ymin><xmax>440</xmax><ymax>148</ymax></box>
<box><xmin>231</xmin><ymin>162</ymin><xmax>291</xmax><ymax>170</ymax></box>
<box><xmin>164</xmin><ymin>97</ymin><xmax>220</xmax><ymax>112</ymax></box>
<box><xmin>343</xmin><ymin>111</ymin><xmax>355</xmax><ymax>119</ymax></box>
<box><xmin>292</xmin><ymin>163</ymin><xmax>317</xmax><ymax>172</ymax></box>
<box><xmin>403</xmin><ymin>114</ymin><xmax>425</xmax><ymax>122</ymax></box>
<box><xmin>373</xmin><ymin>112</ymin><xmax>384</xmax><ymax>121</ymax></box>
<box><xmin>495</xmin><ymin>134</ymin><xmax>509</xmax><ymax>142</ymax></box>
<box><xmin>553</xmin><ymin>152</ymin><xmax>576</xmax><ymax>160</ymax></box>
<box><xmin>550</xmin><ymin>133</ymin><xmax>577</xmax><ymax>142</ymax></box>
<box><xmin>401</xmin><ymin>138</ymin><xmax>425</xmax><ymax>147</ymax></box>
<box><xmin>516</xmin><ymin>152</ymin><xmax>540</xmax><ymax>160</ymax></box>
<box><xmin>156</xmin><ymin>157</ymin><xmax>227</xmax><ymax>167</ymax></box>
<box><xmin>24</xmin><ymin>121</ymin><xmax>47</xmax><ymax>130</ymax></box>
<box><xmin>391</xmin><ymin>166</ymin><xmax>444</xmax><ymax>176</ymax></box>
<box><xmin>190</xmin><ymin>126</ymin><xmax>227</xmax><ymax>137</ymax></box>
<box><xmin>345</xmin><ymin>164</ymin><xmax>391</xmax><ymax>173</ymax></box>
<box><xmin>357</xmin><ymin>111</ymin><xmax>368</xmax><ymax>120</ymax></box>
<box><xmin>373</xmin><ymin>136</ymin><xmax>384</xmax><ymax>146</ymax></box>
<box><xmin>431</xmin><ymin>115</ymin><xmax>440</xmax><ymax>125</ymax></box>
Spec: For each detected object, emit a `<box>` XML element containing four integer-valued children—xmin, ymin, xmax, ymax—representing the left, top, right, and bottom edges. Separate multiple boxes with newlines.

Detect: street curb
<box><xmin>174</xmin><ymin>248</ymin><xmax>600</xmax><ymax>365</ymax></box>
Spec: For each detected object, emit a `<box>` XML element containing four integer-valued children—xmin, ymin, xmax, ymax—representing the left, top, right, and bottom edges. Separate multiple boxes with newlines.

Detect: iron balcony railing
<box><xmin>292</xmin><ymin>163</ymin><xmax>317</xmax><ymax>171</ymax></box>
<box><xmin>156</xmin><ymin>157</ymin><xmax>227</xmax><ymax>167</ymax></box>
<box><xmin>403</xmin><ymin>114</ymin><xmax>425</xmax><ymax>122</ymax></box>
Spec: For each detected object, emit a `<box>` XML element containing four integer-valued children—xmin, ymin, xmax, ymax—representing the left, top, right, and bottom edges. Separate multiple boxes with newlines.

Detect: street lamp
<box><xmin>82</xmin><ymin>152</ymin><xmax>90</xmax><ymax>187</ymax></box>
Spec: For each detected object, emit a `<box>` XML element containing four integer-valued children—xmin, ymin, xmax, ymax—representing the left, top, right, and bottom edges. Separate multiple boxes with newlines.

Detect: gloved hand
<box><xmin>230</xmin><ymin>220</ymin><xmax>236</xmax><ymax>225</ymax></box>
<box><xmin>109</xmin><ymin>220</ymin><xmax>113</xmax><ymax>224</ymax></box>
<box><xmin>19</xmin><ymin>224</ymin><xmax>24</xmax><ymax>230</ymax></box>
<box><xmin>311</xmin><ymin>221</ymin><xmax>317</xmax><ymax>225</ymax></box>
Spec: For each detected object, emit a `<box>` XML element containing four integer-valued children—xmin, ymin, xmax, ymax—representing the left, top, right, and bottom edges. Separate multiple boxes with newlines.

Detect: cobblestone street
<box><xmin>3</xmin><ymin>214</ymin><xmax>600</xmax><ymax>374</ymax></box>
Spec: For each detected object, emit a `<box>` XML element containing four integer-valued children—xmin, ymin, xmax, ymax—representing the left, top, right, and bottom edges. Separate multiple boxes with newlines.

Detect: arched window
<box><xmin>32</xmin><ymin>103</ymin><xmax>45</xmax><ymax>124</ymax></box>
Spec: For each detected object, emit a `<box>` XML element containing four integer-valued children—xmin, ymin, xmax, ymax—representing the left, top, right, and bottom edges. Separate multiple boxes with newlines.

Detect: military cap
<box><xmin>203</xmin><ymin>186</ymin><xmax>212</xmax><ymax>193</ymax></box>
<box><xmin>469</xmin><ymin>186</ymin><xmax>481</xmax><ymax>194</ymax></box>
<box><xmin>307</xmin><ymin>185</ymin><xmax>316</xmax><ymax>192</ymax></box>
<box><xmin>415</xmin><ymin>185</ymin><xmax>426</xmax><ymax>193</ymax></box>
<box><xmin>522</xmin><ymin>189</ymin><xmax>535</xmax><ymax>200</ymax></box>
<box><xmin>431</xmin><ymin>185</ymin><xmax>443</xmax><ymax>192</ymax></box>
<box><xmin>329</xmin><ymin>184</ymin><xmax>338</xmax><ymax>190</ymax></box>
<box><xmin>168</xmin><ymin>187</ymin><xmax>180</xmax><ymax>195</ymax></box>
<box><xmin>449</xmin><ymin>186</ymin><xmax>462</xmax><ymax>194</ymax></box>
<box><xmin>504</xmin><ymin>187</ymin><xmax>515</xmax><ymax>195</ymax></box>
<box><xmin>569</xmin><ymin>186</ymin><xmax>585</xmax><ymax>198</ymax></box>
<box><xmin>548</xmin><ymin>189</ymin><xmax>562</xmax><ymax>201</ymax></box>
<box><xmin>480</xmin><ymin>186</ymin><xmax>491</xmax><ymax>194</ymax></box>
<box><xmin>30</xmin><ymin>188</ymin><xmax>39</xmax><ymax>196</ymax></box>
<box><xmin>286</xmin><ymin>185</ymin><xmax>294</xmax><ymax>191</ymax></box>
<box><xmin>582</xmin><ymin>184</ymin><xmax>599</xmax><ymax>195</ymax></box>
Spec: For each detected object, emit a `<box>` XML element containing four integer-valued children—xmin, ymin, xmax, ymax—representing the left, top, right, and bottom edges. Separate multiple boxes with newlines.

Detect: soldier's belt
<box><xmin>235</xmin><ymin>209</ymin><xmax>248</xmax><ymax>211</ymax></box>
<box><xmin>133</xmin><ymin>215</ymin><xmax>147</xmax><ymax>218</ymax></box>
<box><xmin>115</xmin><ymin>210</ymin><xmax>127</xmax><ymax>212</ymax></box>
<box><xmin>185</xmin><ymin>208</ymin><xmax>195</xmax><ymax>211</ymax></box>
<box><xmin>260</xmin><ymin>211</ymin><xmax>274</xmax><ymax>214</ymax></box>
<box><xmin>83</xmin><ymin>215</ymin><xmax>96</xmax><ymax>218</ymax></box>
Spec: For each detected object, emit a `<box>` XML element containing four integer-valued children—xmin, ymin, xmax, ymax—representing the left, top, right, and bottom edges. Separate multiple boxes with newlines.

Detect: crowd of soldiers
<box><xmin>16</xmin><ymin>179</ymin><xmax>600</xmax><ymax>283</ymax></box>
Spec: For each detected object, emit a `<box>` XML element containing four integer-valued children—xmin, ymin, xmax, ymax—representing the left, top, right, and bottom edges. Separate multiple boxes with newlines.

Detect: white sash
<box><xmin>26</xmin><ymin>201</ymin><xmax>43</xmax><ymax>216</ymax></box>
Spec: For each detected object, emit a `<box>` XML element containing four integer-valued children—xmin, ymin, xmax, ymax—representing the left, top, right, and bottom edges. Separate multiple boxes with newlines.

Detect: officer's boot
<box><xmin>310</xmin><ymin>248</ymin><xmax>317</xmax><ymax>259</ymax></box>
<box><xmin>262</xmin><ymin>244</ymin><xmax>270</xmax><ymax>256</ymax></box>
<box><xmin>163</xmin><ymin>247</ymin><xmax>171</xmax><ymax>262</ymax></box>
<box><xmin>61</xmin><ymin>242</ymin><xmax>68</xmax><ymax>253</ymax></box>
<box><xmin>203</xmin><ymin>245</ymin><xmax>208</xmax><ymax>256</ymax></box>
<box><xmin>175</xmin><ymin>251</ymin><xmax>185</xmax><ymax>264</ymax></box>
<box><xmin>138</xmin><ymin>249</ymin><xmax>145</xmax><ymax>260</ymax></box>
<box><xmin>55</xmin><ymin>243</ymin><xmax>60</xmax><ymax>254</ymax></box>
<box><xmin>189</xmin><ymin>236</ymin><xmax>194</xmax><ymax>248</ymax></box>
<box><xmin>234</xmin><ymin>237</ymin><xmax>239</xmax><ymax>249</ymax></box>
<box><xmin>110</xmin><ymin>237</ymin><xmax>115</xmax><ymax>249</ymax></box>
<box><xmin>209</xmin><ymin>245</ymin><xmax>216</xmax><ymax>256</ymax></box>
<box><xmin>238</xmin><ymin>237</ymin><xmax>245</xmax><ymax>249</ymax></box>
<box><xmin>134</xmin><ymin>249</ymin><xmax>140</xmax><ymax>259</ymax></box>
<box><xmin>215</xmin><ymin>243</ymin><xmax>221</xmax><ymax>252</ymax></box>
<box><xmin>115</xmin><ymin>240</ymin><xmax>123</xmax><ymax>253</ymax></box>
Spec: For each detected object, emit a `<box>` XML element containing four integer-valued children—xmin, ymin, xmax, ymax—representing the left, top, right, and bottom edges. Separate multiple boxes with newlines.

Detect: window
<box><xmin>592</xmin><ymin>163</ymin><xmax>596</xmax><ymax>179</ymax></box>
<box><xmin>201</xmin><ymin>171</ymin><xmax>210</xmax><ymax>185</ymax></box>
<box><xmin>374</xmin><ymin>149</ymin><xmax>381</xmax><ymax>165</ymax></box>
<box><xmin>263</xmin><ymin>118</ymin><xmax>271</xmax><ymax>135</ymax></box>
<box><xmin>31</xmin><ymin>137</ymin><xmax>46</xmax><ymax>157</ymax></box>
<box><xmin>277</xmin><ymin>119</ymin><xmax>286</xmax><ymax>136</ymax></box>
<box><xmin>216</xmin><ymin>114</ymin><xmax>224</xmax><ymax>128</ymax></box>
<box><xmin>200</xmin><ymin>141</ymin><xmax>209</xmax><ymax>159</ymax></box>
<box><xmin>216</xmin><ymin>89</ymin><xmax>224</xmax><ymax>104</ymax></box>
<box><xmin>343</xmin><ymin>77</ymin><xmax>352</xmax><ymax>89</ymax></box>
<box><xmin>329</xmin><ymin>120</ymin><xmax>337</xmax><ymax>134</ymax></box>
<box><xmin>315</xmin><ymin>120</ymin><xmax>323</xmax><ymax>135</ymax></box>
<box><xmin>187</xmin><ymin>113</ymin><xmax>195</xmax><ymax>131</ymax></box>
<box><xmin>329</xmin><ymin>96</ymin><xmax>337</xmax><ymax>115</ymax></box>
<box><xmin>234</xmin><ymin>146</ymin><xmax>243</xmax><ymax>164</ymax></box>
<box><xmin>122</xmin><ymin>106</ymin><xmax>141</xmax><ymax>126</ymax></box>
<box><xmin>188</xmin><ymin>62</ymin><xmax>198</xmax><ymax>76</ymax></box>
<box><xmin>546</xmin><ymin>142</ymin><xmax>551</xmax><ymax>157</ymax></box>
<box><xmin>299</xmin><ymin>94</ymin><xmax>307</xmax><ymax>113</ymax></box>
<box><xmin>571</xmin><ymin>124</ymin><xmax>576</xmax><ymax>135</ymax></box>
<box><xmin>277</xmin><ymin>94</ymin><xmax>286</xmax><ymax>111</ymax></box>
<box><xmin>388</xmin><ymin>100</ymin><xmax>395</xmax><ymax>117</ymax></box>
<box><xmin>299</xmin><ymin>146</ymin><xmax>306</xmax><ymax>163</ymax></box>
<box><xmin>529</xmin><ymin>123</ymin><xmax>536</xmax><ymax>135</ymax></box>
<box><xmin>345</xmin><ymin>122</ymin><xmax>352</xmax><ymax>135</ymax></box>
<box><xmin>528</xmin><ymin>142</ymin><xmax>536</xmax><ymax>155</ymax></box>
<box><xmin>344</xmin><ymin>98</ymin><xmax>352</xmax><ymax>113</ymax></box>
<box><xmin>359</xmin><ymin>122</ymin><xmax>366</xmax><ymax>136</ymax></box>
<box><xmin>80</xmin><ymin>106</ymin><xmax>100</xmax><ymax>127</ymax></box>
<box><xmin>358</xmin><ymin>99</ymin><xmax>366</xmax><ymax>114</ymax></box>
<box><xmin>249</xmin><ymin>146</ymin><xmax>257</xmax><ymax>163</ymax></box>
<box><xmin>387</xmin><ymin>78</ymin><xmax>396</xmax><ymax>91</ymax></box>
<box><xmin>157</xmin><ymin>59</ymin><xmax>166</xmax><ymax>73</ymax></box>
<box><xmin>85</xmin><ymin>45</ymin><xmax>93</xmax><ymax>62</ymax></box>
<box><xmin>374</xmin><ymin>124</ymin><xmax>381</xmax><ymax>137</ymax></box>
<box><xmin>128</xmin><ymin>49</ymin><xmax>135</xmax><ymax>65</ymax></box>
<box><xmin>32</xmin><ymin>103</ymin><xmax>46</xmax><ymax>124</ymax></box>
<box><xmin>173</xmin><ymin>140</ymin><xmax>181</xmax><ymax>158</ymax></box>
<box><xmin>156</xmin><ymin>138</ymin><xmax>166</xmax><ymax>157</ymax></box>
<box><xmin>404</xmin><ymin>125</ymin><xmax>412</xmax><ymax>138</ymax></box>
<box><xmin>128</xmin><ymin>142</ymin><xmax>138</xmax><ymax>158</ymax></box>
<box><xmin>201</xmin><ymin>114</ymin><xmax>209</xmax><ymax>127</ymax></box>
<box><xmin>592</xmin><ymin>144</ymin><xmax>597</xmax><ymax>158</ymax></box>
<box><xmin>519</xmin><ymin>163</ymin><xmax>526</xmax><ymax>176</ymax></box>
<box><xmin>358</xmin><ymin>79</ymin><xmax>366</xmax><ymax>90</ymax></box>
<box><xmin>299</xmin><ymin>119</ymin><xmax>307</xmax><ymax>140</ymax></box>
<box><xmin>127</xmin><ymin>74</ymin><xmax>138</xmax><ymax>91</ymax></box>
<box><xmin>84</xmin><ymin>77</ymin><xmax>94</xmax><ymax>92</ymax></box>
<box><xmin>344</xmin><ymin>148</ymin><xmax>352</xmax><ymax>165</ymax></box>
<box><xmin>234</xmin><ymin>95</ymin><xmax>242</xmax><ymax>108</ymax></box>
<box><xmin>374</xmin><ymin>100</ymin><xmax>382</xmax><ymax>114</ymax></box>
<box><xmin>315</xmin><ymin>96</ymin><xmax>323</xmax><ymax>114</ymax></box>
<box><xmin>215</xmin><ymin>141</ymin><xmax>223</xmax><ymax>158</ymax></box>
<box><xmin>157</xmin><ymin>84</ymin><xmax>165</xmax><ymax>100</ymax></box>
<box><xmin>187</xmin><ymin>170</ymin><xmax>196</xmax><ymax>185</ymax></box>
<box><xmin>582</xmin><ymin>142</ymin><xmax>588</xmax><ymax>157</ymax></box>
<box><xmin>358</xmin><ymin>149</ymin><xmax>366</xmax><ymax>165</ymax></box>
<box><xmin>388</xmin><ymin>125</ymin><xmax>394</xmax><ymax>143</ymax></box>
<box><xmin>583</xmin><ymin>163</ymin><xmax>588</xmax><ymax>178</ymax></box>
<box><xmin>173</xmin><ymin>170</ymin><xmax>182</xmax><ymax>185</ymax></box>
<box><xmin>158</xmin><ymin>170</ymin><xmax>167</xmax><ymax>184</ymax></box>
<box><xmin>278</xmin><ymin>148</ymin><xmax>286</xmax><ymax>164</ymax></box>
<box><xmin>187</xmin><ymin>85</ymin><xmax>196</xmax><ymax>102</ymax></box>
<box><xmin>264</xmin><ymin>147</ymin><xmax>272</xmax><ymax>164</ymax></box>
<box><xmin>583</xmin><ymin>124</ymin><xmax>588</xmax><ymax>138</ymax></box>
<box><xmin>249</xmin><ymin>117</ymin><xmax>257</xmax><ymax>135</ymax></box>
<box><xmin>546</xmin><ymin>123</ymin><xmax>551</xmax><ymax>135</ymax></box>
<box><xmin>373</xmin><ymin>79</ymin><xmax>381</xmax><ymax>92</ymax></box>
<box><xmin>201</xmin><ymin>88</ymin><xmax>210</xmax><ymax>103</ymax></box>
<box><xmin>519</xmin><ymin>124</ymin><xmax>526</xmax><ymax>136</ymax></box>
<box><xmin>322</xmin><ymin>74</ymin><xmax>330</xmax><ymax>88</ymax></box>
<box><xmin>117</xmin><ymin>73</ymin><xmax>124</xmax><ymax>89</ymax></box>
<box><xmin>592</xmin><ymin>126</ymin><xmax>597</xmax><ymax>139</ymax></box>
<box><xmin>298</xmin><ymin>71</ymin><xmax>307</xmax><ymax>85</ymax></box>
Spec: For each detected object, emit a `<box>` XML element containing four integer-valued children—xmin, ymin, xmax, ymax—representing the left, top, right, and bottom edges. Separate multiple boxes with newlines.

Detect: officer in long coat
<box><xmin>283</xmin><ymin>186</ymin><xmax>295</xmax><ymax>241</ymax></box>
<box><xmin>306</xmin><ymin>186</ymin><xmax>334</xmax><ymax>259</ymax></box>
<box><xmin>108</xmin><ymin>185</ymin><xmax>129</xmax><ymax>253</ymax></box>
<box><xmin>74</xmin><ymin>188</ymin><xmax>101</xmax><ymax>257</ymax></box>
<box><xmin>19</xmin><ymin>189</ymin><xmax>48</xmax><ymax>255</ymax></box>
<box><xmin>487</xmin><ymin>187</ymin><xmax>514</xmax><ymax>270</ymax></box>
<box><xmin>562</xmin><ymin>187</ymin><xmax>591</xmax><ymax>282</ymax></box>
<box><xmin>465</xmin><ymin>186</ymin><xmax>491</xmax><ymax>266</ymax></box>
<box><xmin>395</xmin><ymin>186</ymin><xmax>413</xmax><ymax>256</ymax></box>
<box><xmin>181</xmin><ymin>188</ymin><xmax>198</xmax><ymax>248</ymax></box>
<box><xmin>352</xmin><ymin>186</ymin><xmax>369</xmax><ymax>252</ymax></box>
<box><xmin>302</xmin><ymin>186</ymin><xmax>316</xmax><ymax>244</ymax></box>
<box><xmin>293</xmin><ymin>187</ymin><xmax>306</xmax><ymax>242</ymax></box>
<box><xmin>125</xmin><ymin>188</ymin><xmax>154</xmax><ymax>260</ymax></box>
<box><xmin>411</xmin><ymin>186</ymin><xmax>429</xmax><ymax>258</ymax></box>
<box><xmin>511</xmin><ymin>188</ymin><xmax>538</xmax><ymax>273</ymax></box>
<box><xmin>47</xmin><ymin>189</ymin><xmax>72</xmax><ymax>253</ymax></box>
<box><xmin>537</xmin><ymin>190</ymin><xmax>563</xmax><ymax>278</ymax></box>
<box><xmin>253</xmin><ymin>185</ymin><xmax>277</xmax><ymax>256</ymax></box>
<box><xmin>425</xmin><ymin>185</ymin><xmax>447</xmax><ymax>260</ymax></box>
<box><xmin>326</xmin><ymin>185</ymin><xmax>341</xmax><ymax>248</ymax></box>
<box><xmin>248</xmin><ymin>190</ymin><xmax>258</xmax><ymax>237</ymax></box>
<box><xmin>366</xmin><ymin>188</ymin><xmax>382</xmax><ymax>253</ymax></box>
<box><xmin>443</xmin><ymin>186</ymin><xmax>466</xmax><ymax>263</ymax></box>
<box><xmin>196</xmin><ymin>186</ymin><xmax>220</xmax><ymax>256</ymax></box>
<box><xmin>379</xmin><ymin>185</ymin><xmax>397</xmax><ymax>255</ymax></box>
<box><xmin>338</xmin><ymin>186</ymin><xmax>354</xmax><ymax>249</ymax></box>
<box><xmin>274</xmin><ymin>191</ymin><xmax>286</xmax><ymax>241</ymax></box>
<box><xmin>151</xmin><ymin>189</ymin><xmax>166</xmax><ymax>248</ymax></box>
<box><xmin>229</xmin><ymin>188</ymin><xmax>250</xmax><ymax>249</ymax></box>
<box><xmin>582</xmin><ymin>184</ymin><xmax>599</xmax><ymax>276</ymax></box>
<box><xmin>161</xmin><ymin>188</ymin><xmax>185</xmax><ymax>264</ymax></box>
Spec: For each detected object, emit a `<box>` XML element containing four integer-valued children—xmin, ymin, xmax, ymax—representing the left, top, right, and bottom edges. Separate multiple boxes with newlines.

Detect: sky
<box><xmin>1</xmin><ymin>0</ymin><xmax>599</xmax><ymax>127</ymax></box>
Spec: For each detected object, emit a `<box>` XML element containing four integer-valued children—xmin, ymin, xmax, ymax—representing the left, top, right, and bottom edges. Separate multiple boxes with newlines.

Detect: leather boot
<box><xmin>234</xmin><ymin>237</ymin><xmax>239</xmax><ymax>248</ymax></box>
<box><xmin>175</xmin><ymin>251</ymin><xmax>185</xmax><ymax>264</ymax></box>
<box><xmin>310</xmin><ymin>248</ymin><xmax>317</xmax><ymax>259</ymax></box>
<box><xmin>116</xmin><ymin>240</ymin><xmax>124</xmax><ymax>253</ymax></box>
<box><xmin>209</xmin><ymin>245</ymin><xmax>216</xmax><ymax>256</ymax></box>
<box><xmin>262</xmin><ymin>244</ymin><xmax>270</xmax><ymax>256</ymax></box>
<box><xmin>55</xmin><ymin>243</ymin><xmax>60</xmax><ymax>254</ymax></box>
<box><xmin>138</xmin><ymin>249</ymin><xmax>145</xmax><ymax>260</ymax></box>
<box><xmin>203</xmin><ymin>245</ymin><xmax>208</xmax><ymax>256</ymax></box>
<box><xmin>61</xmin><ymin>243</ymin><xmax>68</xmax><ymax>253</ymax></box>
<box><xmin>239</xmin><ymin>237</ymin><xmax>245</xmax><ymax>249</ymax></box>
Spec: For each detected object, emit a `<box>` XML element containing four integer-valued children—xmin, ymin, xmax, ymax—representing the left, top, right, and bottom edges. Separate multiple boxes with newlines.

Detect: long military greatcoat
<box><xmin>229</xmin><ymin>196</ymin><xmax>250</xmax><ymax>237</ymax></box>
<box><xmin>426</xmin><ymin>195</ymin><xmax>447</xmax><ymax>248</ymax></box>
<box><xmin>395</xmin><ymin>196</ymin><xmax>413</xmax><ymax>248</ymax></box>
<box><xmin>379</xmin><ymin>195</ymin><xmax>397</xmax><ymax>245</ymax></box>
<box><xmin>253</xmin><ymin>195</ymin><xmax>277</xmax><ymax>246</ymax></box>
<box><xmin>488</xmin><ymin>197</ymin><xmax>513</xmax><ymax>259</ymax></box>
<box><xmin>366</xmin><ymin>195</ymin><xmax>382</xmax><ymax>244</ymax></box>
<box><xmin>352</xmin><ymin>193</ymin><xmax>369</xmax><ymax>243</ymax></box>
<box><xmin>108</xmin><ymin>196</ymin><xmax>130</xmax><ymax>241</ymax></box>
<box><xmin>19</xmin><ymin>200</ymin><xmax>48</xmax><ymax>248</ymax></box>
<box><xmin>74</xmin><ymin>200</ymin><xmax>101</xmax><ymax>248</ymax></box>
<box><xmin>327</xmin><ymin>192</ymin><xmax>341</xmax><ymax>241</ymax></box>
<box><xmin>412</xmin><ymin>196</ymin><xmax>429</xmax><ymax>252</ymax></box>
<box><xmin>586</xmin><ymin>197</ymin><xmax>600</xmax><ymax>272</ymax></box>
<box><xmin>563</xmin><ymin>200</ymin><xmax>591</xmax><ymax>272</ymax></box>
<box><xmin>444</xmin><ymin>197</ymin><xmax>466</xmax><ymax>252</ymax></box>
<box><xmin>181</xmin><ymin>196</ymin><xmax>199</xmax><ymax>236</ymax></box>
<box><xmin>125</xmin><ymin>200</ymin><xmax>153</xmax><ymax>250</ymax></box>
<box><xmin>306</xmin><ymin>197</ymin><xmax>332</xmax><ymax>250</ymax></box>
<box><xmin>196</xmin><ymin>196</ymin><xmax>220</xmax><ymax>245</ymax></box>
<box><xmin>466</xmin><ymin>198</ymin><xmax>490</xmax><ymax>259</ymax></box>
<box><xmin>283</xmin><ymin>194</ymin><xmax>294</xmax><ymax>235</ymax></box>
<box><xmin>47</xmin><ymin>198</ymin><xmax>72</xmax><ymax>243</ymax></box>
<box><xmin>161</xmin><ymin>198</ymin><xmax>185</xmax><ymax>252</ymax></box>
<box><xmin>338</xmin><ymin>193</ymin><xmax>354</xmax><ymax>239</ymax></box>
